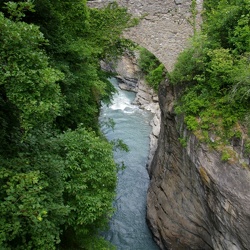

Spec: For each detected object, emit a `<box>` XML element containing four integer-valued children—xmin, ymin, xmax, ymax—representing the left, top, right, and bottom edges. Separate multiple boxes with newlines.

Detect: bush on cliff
<box><xmin>138</xmin><ymin>47</ymin><xmax>166</xmax><ymax>91</ymax></box>
<box><xmin>170</xmin><ymin>0</ymin><xmax>250</xmax><ymax>159</ymax></box>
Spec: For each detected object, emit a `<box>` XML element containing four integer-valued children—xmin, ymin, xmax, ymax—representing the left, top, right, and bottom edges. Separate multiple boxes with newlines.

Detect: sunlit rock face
<box><xmin>147</xmin><ymin>81</ymin><xmax>250</xmax><ymax>250</ymax></box>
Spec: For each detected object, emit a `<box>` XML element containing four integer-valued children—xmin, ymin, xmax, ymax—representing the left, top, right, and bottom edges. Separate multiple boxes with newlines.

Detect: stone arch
<box><xmin>88</xmin><ymin>0</ymin><xmax>203</xmax><ymax>72</ymax></box>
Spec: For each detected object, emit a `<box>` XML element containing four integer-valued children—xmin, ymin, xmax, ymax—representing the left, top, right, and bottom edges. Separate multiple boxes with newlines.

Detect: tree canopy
<box><xmin>0</xmin><ymin>0</ymin><xmax>132</xmax><ymax>249</ymax></box>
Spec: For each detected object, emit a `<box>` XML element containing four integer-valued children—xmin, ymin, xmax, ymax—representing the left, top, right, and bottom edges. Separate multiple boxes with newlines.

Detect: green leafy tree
<box><xmin>0</xmin><ymin>169</ymin><xmax>61</xmax><ymax>250</ymax></box>
<box><xmin>0</xmin><ymin>11</ymin><xmax>63</xmax><ymax>134</ymax></box>
<box><xmin>0</xmin><ymin>131</ymin><xmax>69</xmax><ymax>249</ymax></box>
<box><xmin>59</xmin><ymin>128</ymin><xmax>117</xmax><ymax>248</ymax></box>
<box><xmin>26</xmin><ymin>0</ymin><xmax>132</xmax><ymax>132</ymax></box>
<box><xmin>88</xmin><ymin>2</ymin><xmax>134</xmax><ymax>60</ymax></box>
<box><xmin>203</xmin><ymin>0</ymin><xmax>250</xmax><ymax>53</ymax></box>
<box><xmin>0</xmin><ymin>0</ymin><xmax>133</xmax><ymax>249</ymax></box>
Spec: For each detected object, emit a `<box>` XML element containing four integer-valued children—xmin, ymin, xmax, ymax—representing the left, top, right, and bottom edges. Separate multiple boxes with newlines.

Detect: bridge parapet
<box><xmin>88</xmin><ymin>0</ymin><xmax>203</xmax><ymax>72</ymax></box>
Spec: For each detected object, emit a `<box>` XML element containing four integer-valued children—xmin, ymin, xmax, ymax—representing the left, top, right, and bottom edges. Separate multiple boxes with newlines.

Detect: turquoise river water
<box><xmin>100</xmin><ymin>78</ymin><xmax>160</xmax><ymax>250</ymax></box>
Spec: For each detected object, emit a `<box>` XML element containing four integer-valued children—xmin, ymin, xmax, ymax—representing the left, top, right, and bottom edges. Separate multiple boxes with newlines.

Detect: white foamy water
<box><xmin>109</xmin><ymin>86</ymin><xmax>138</xmax><ymax>113</ymax></box>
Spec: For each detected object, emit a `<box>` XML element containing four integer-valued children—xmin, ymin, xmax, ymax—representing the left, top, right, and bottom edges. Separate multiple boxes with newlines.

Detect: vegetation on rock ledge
<box><xmin>170</xmin><ymin>0</ymin><xmax>250</xmax><ymax>163</ymax></box>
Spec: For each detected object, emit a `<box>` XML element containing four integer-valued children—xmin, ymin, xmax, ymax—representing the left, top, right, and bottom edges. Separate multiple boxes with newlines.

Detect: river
<box><xmin>100</xmin><ymin>78</ymin><xmax>159</xmax><ymax>250</ymax></box>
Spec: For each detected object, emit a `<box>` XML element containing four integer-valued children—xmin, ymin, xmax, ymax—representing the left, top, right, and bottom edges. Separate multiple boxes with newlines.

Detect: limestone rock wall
<box><xmin>115</xmin><ymin>52</ymin><xmax>140</xmax><ymax>92</ymax></box>
<box><xmin>132</xmin><ymin>79</ymin><xmax>160</xmax><ymax>168</ymax></box>
<box><xmin>147</xmin><ymin>81</ymin><xmax>250</xmax><ymax>250</ymax></box>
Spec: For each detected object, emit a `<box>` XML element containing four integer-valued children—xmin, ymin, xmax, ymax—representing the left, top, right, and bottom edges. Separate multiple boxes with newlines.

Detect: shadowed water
<box><xmin>100</xmin><ymin>78</ymin><xmax>159</xmax><ymax>250</ymax></box>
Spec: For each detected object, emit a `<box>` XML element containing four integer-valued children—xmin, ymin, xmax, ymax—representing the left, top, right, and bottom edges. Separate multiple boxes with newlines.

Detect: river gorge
<box><xmin>100</xmin><ymin>78</ymin><xmax>159</xmax><ymax>249</ymax></box>
<box><xmin>99</xmin><ymin>51</ymin><xmax>250</xmax><ymax>249</ymax></box>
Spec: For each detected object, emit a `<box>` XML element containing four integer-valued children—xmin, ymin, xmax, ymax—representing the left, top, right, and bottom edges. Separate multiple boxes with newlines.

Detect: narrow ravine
<box><xmin>100</xmin><ymin>78</ymin><xmax>160</xmax><ymax>250</ymax></box>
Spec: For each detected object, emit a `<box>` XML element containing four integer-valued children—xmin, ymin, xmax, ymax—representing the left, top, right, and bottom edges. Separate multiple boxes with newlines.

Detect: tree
<box><xmin>0</xmin><ymin>0</ymin><xmax>133</xmax><ymax>249</ymax></box>
<box><xmin>59</xmin><ymin>128</ymin><xmax>117</xmax><ymax>248</ymax></box>
<box><xmin>0</xmin><ymin>11</ymin><xmax>63</xmax><ymax>135</ymax></box>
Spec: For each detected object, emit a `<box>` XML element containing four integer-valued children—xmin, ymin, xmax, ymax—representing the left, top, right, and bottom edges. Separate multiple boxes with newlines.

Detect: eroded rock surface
<box><xmin>147</xmin><ymin>81</ymin><xmax>250</xmax><ymax>250</ymax></box>
<box><xmin>115</xmin><ymin>52</ymin><xmax>140</xmax><ymax>92</ymax></box>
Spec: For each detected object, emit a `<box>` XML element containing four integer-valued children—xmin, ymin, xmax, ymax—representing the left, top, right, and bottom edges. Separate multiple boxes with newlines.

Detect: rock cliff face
<box><xmin>147</xmin><ymin>81</ymin><xmax>250</xmax><ymax>250</ymax></box>
<box><xmin>114</xmin><ymin>52</ymin><xmax>140</xmax><ymax>92</ymax></box>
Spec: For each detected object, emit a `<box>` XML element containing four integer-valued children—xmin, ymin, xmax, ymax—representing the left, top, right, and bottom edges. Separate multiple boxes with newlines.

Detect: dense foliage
<box><xmin>138</xmin><ymin>48</ymin><xmax>166</xmax><ymax>91</ymax></box>
<box><xmin>170</xmin><ymin>0</ymin><xmax>250</xmax><ymax>159</ymax></box>
<box><xmin>0</xmin><ymin>0</ymin><xmax>132</xmax><ymax>249</ymax></box>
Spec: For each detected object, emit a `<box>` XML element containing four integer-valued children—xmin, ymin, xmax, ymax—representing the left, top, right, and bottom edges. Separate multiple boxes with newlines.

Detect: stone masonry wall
<box><xmin>88</xmin><ymin>0</ymin><xmax>203</xmax><ymax>72</ymax></box>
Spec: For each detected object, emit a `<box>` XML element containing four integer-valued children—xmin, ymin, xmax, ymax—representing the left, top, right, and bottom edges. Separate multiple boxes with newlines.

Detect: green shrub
<box><xmin>221</xmin><ymin>151</ymin><xmax>230</xmax><ymax>161</ymax></box>
<box><xmin>178</xmin><ymin>137</ymin><xmax>188</xmax><ymax>147</ymax></box>
<box><xmin>146</xmin><ymin>63</ymin><xmax>165</xmax><ymax>90</ymax></box>
<box><xmin>169</xmin><ymin>0</ymin><xmax>250</xmax><ymax>164</ymax></box>
<box><xmin>138</xmin><ymin>47</ymin><xmax>166</xmax><ymax>90</ymax></box>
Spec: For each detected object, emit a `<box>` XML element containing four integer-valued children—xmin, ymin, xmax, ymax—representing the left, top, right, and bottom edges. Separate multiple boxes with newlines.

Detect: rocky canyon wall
<box><xmin>103</xmin><ymin>48</ymin><xmax>250</xmax><ymax>250</ymax></box>
<box><xmin>147</xmin><ymin>81</ymin><xmax>250</xmax><ymax>250</ymax></box>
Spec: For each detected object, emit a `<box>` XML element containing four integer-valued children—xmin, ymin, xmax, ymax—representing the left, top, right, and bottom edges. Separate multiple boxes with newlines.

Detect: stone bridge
<box><xmin>88</xmin><ymin>0</ymin><xmax>203</xmax><ymax>72</ymax></box>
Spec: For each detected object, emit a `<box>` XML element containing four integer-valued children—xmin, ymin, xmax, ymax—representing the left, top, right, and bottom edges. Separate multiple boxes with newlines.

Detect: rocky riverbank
<box><xmin>103</xmin><ymin>52</ymin><xmax>161</xmax><ymax>166</ymax></box>
<box><xmin>132</xmin><ymin>79</ymin><xmax>160</xmax><ymax>168</ymax></box>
